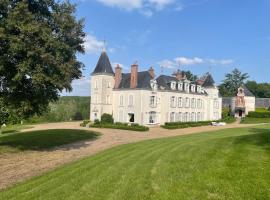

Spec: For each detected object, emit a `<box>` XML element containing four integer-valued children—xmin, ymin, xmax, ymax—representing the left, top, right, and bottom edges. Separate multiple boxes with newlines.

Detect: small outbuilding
<box><xmin>230</xmin><ymin>85</ymin><xmax>255</xmax><ymax>118</ymax></box>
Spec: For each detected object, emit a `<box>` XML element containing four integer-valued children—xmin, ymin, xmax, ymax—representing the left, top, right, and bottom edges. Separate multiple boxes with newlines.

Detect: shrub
<box><xmin>80</xmin><ymin>120</ymin><xmax>90</xmax><ymax>127</ymax></box>
<box><xmin>101</xmin><ymin>114</ymin><xmax>114</xmax><ymax>124</ymax></box>
<box><xmin>94</xmin><ymin>119</ymin><xmax>100</xmax><ymax>125</ymax></box>
<box><xmin>247</xmin><ymin>111</ymin><xmax>270</xmax><ymax>118</ymax></box>
<box><xmin>90</xmin><ymin>123</ymin><xmax>149</xmax><ymax>132</ymax></box>
<box><xmin>222</xmin><ymin>108</ymin><xmax>230</xmax><ymax>119</ymax></box>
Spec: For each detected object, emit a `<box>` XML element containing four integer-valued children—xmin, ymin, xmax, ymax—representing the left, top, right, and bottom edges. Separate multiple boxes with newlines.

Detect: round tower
<box><xmin>90</xmin><ymin>50</ymin><xmax>115</xmax><ymax>121</ymax></box>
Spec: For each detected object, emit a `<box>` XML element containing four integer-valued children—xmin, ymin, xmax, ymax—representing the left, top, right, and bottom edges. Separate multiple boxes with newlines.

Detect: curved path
<box><xmin>0</xmin><ymin>121</ymin><xmax>258</xmax><ymax>190</ymax></box>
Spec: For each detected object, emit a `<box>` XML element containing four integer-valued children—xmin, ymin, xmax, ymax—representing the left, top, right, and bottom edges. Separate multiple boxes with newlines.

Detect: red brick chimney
<box><xmin>130</xmin><ymin>63</ymin><xmax>138</xmax><ymax>88</ymax></box>
<box><xmin>148</xmin><ymin>67</ymin><xmax>155</xmax><ymax>78</ymax></box>
<box><xmin>114</xmin><ymin>64</ymin><xmax>122</xmax><ymax>89</ymax></box>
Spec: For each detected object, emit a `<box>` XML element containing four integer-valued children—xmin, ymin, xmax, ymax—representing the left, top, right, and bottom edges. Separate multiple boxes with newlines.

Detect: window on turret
<box><xmin>94</xmin><ymin>81</ymin><xmax>98</xmax><ymax>89</ymax></box>
<box><xmin>107</xmin><ymin>81</ymin><xmax>111</xmax><ymax>88</ymax></box>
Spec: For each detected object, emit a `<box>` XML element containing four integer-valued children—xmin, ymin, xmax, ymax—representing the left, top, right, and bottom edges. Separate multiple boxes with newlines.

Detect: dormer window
<box><xmin>171</xmin><ymin>81</ymin><xmax>176</xmax><ymax>90</ymax></box>
<box><xmin>184</xmin><ymin>83</ymin><xmax>190</xmax><ymax>92</ymax></box>
<box><xmin>150</xmin><ymin>80</ymin><xmax>157</xmax><ymax>91</ymax></box>
<box><xmin>178</xmin><ymin>82</ymin><xmax>183</xmax><ymax>91</ymax></box>
<box><xmin>197</xmin><ymin>85</ymin><xmax>201</xmax><ymax>93</ymax></box>
<box><xmin>191</xmin><ymin>84</ymin><xmax>196</xmax><ymax>92</ymax></box>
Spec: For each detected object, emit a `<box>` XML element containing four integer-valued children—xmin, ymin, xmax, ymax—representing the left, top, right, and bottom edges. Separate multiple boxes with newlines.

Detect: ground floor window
<box><xmin>149</xmin><ymin>111</ymin><xmax>156</xmax><ymax>124</ymax></box>
<box><xmin>128</xmin><ymin>113</ymin><xmax>135</xmax><ymax>123</ymax></box>
<box><xmin>170</xmin><ymin>112</ymin><xmax>175</xmax><ymax>122</ymax></box>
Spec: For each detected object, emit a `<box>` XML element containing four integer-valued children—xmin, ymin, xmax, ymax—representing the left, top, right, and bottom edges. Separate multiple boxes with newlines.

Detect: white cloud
<box><xmin>96</xmin><ymin>0</ymin><xmax>143</xmax><ymax>10</ymax></box>
<box><xmin>95</xmin><ymin>0</ymin><xmax>176</xmax><ymax>16</ymax></box>
<box><xmin>84</xmin><ymin>34</ymin><xmax>104</xmax><ymax>54</ymax></box>
<box><xmin>158</xmin><ymin>59</ymin><xmax>177</xmax><ymax>69</ymax></box>
<box><xmin>175</xmin><ymin>57</ymin><xmax>204</xmax><ymax>65</ymax></box>
<box><xmin>158</xmin><ymin>56</ymin><xmax>234</xmax><ymax>69</ymax></box>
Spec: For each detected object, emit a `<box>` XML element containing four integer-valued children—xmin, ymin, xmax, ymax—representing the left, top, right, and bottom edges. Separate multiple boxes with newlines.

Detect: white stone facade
<box><xmin>90</xmin><ymin>52</ymin><xmax>222</xmax><ymax>126</ymax></box>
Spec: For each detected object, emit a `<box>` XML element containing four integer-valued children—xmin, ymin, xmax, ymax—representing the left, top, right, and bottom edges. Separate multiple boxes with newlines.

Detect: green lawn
<box><xmin>241</xmin><ymin>117</ymin><xmax>270</xmax><ymax>124</ymax></box>
<box><xmin>0</xmin><ymin>129</ymin><xmax>99</xmax><ymax>154</ymax></box>
<box><xmin>1</xmin><ymin>124</ymin><xmax>33</xmax><ymax>134</ymax></box>
<box><xmin>1</xmin><ymin>125</ymin><xmax>270</xmax><ymax>200</ymax></box>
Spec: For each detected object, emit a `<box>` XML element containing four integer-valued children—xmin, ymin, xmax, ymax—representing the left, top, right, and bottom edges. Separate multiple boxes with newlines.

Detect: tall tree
<box><xmin>0</xmin><ymin>0</ymin><xmax>85</xmax><ymax>118</ymax></box>
<box><xmin>246</xmin><ymin>81</ymin><xmax>270</xmax><ymax>98</ymax></box>
<box><xmin>183</xmin><ymin>70</ymin><xmax>198</xmax><ymax>82</ymax></box>
<box><xmin>219</xmin><ymin>68</ymin><xmax>249</xmax><ymax>97</ymax></box>
<box><xmin>0</xmin><ymin>99</ymin><xmax>9</xmax><ymax>134</ymax></box>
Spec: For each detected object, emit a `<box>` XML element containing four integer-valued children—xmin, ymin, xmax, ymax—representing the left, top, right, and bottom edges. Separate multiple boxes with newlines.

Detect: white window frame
<box><xmin>178</xmin><ymin>97</ymin><xmax>183</xmax><ymax>108</ymax></box>
<box><xmin>171</xmin><ymin>96</ymin><xmax>176</xmax><ymax>108</ymax></box>
<box><xmin>119</xmin><ymin>94</ymin><xmax>124</xmax><ymax>106</ymax></box>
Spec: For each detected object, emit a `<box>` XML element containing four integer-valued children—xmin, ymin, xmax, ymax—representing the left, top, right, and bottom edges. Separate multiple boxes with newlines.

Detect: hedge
<box><xmin>247</xmin><ymin>111</ymin><xmax>270</xmax><ymax>118</ymax></box>
<box><xmin>90</xmin><ymin>123</ymin><xmax>149</xmax><ymax>132</ymax></box>
<box><xmin>162</xmin><ymin>117</ymin><xmax>235</xmax><ymax>129</ymax></box>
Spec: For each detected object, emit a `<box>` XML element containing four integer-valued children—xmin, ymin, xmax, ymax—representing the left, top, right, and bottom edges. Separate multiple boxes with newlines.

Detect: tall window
<box><xmin>214</xmin><ymin>99</ymin><xmax>219</xmax><ymax>109</ymax></box>
<box><xmin>119</xmin><ymin>94</ymin><xmax>124</xmax><ymax>106</ymax></box>
<box><xmin>94</xmin><ymin>81</ymin><xmax>98</xmax><ymax>89</ymax></box>
<box><xmin>185</xmin><ymin>97</ymin><xmax>190</xmax><ymax>108</ymax></box>
<box><xmin>197</xmin><ymin>112</ymin><xmax>201</xmax><ymax>122</ymax></box>
<box><xmin>191</xmin><ymin>98</ymin><xmax>196</xmax><ymax>108</ymax></box>
<box><xmin>178</xmin><ymin>82</ymin><xmax>183</xmax><ymax>91</ymax></box>
<box><xmin>197</xmin><ymin>99</ymin><xmax>201</xmax><ymax>109</ymax></box>
<box><xmin>106</xmin><ymin>95</ymin><xmax>110</xmax><ymax>104</ymax></box>
<box><xmin>150</xmin><ymin>96</ymin><xmax>156</xmax><ymax>107</ymax></box>
<box><xmin>171</xmin><ymin>96</ymin><xmax>176</xmax><ymax>108</ymax></box>
<box><xmin>178</xmin><ymin>97</ymin><xmax>183</xmax><ymax>108</ymax></box>
<box><xmin>149</xmin><ymin>111</ymin><xmax>156</xmax><ymax>124</ymax></box>
<box><xmin>178</xmin><ymin>112</ymin><xmax>182</xmax><ymax>122</ymax></box>
<box><xmin>129</xmin><ymin>95</ymin><xmax>134</xmax><ymax>106</ymax></box>
<box><xmin>170</xmin><ymin>112</ymin><xmax>175</xmax><ymax>122</ymax></box>
<box><xmin>107</xmin><ymin>81</ymin><xmax>111</xmax><ymax>88</ymax></box>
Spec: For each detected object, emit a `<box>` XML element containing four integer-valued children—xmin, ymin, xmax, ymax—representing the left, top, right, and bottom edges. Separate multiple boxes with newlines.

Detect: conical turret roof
<box><xmin>92</xmin><ymin>51</ymin><xmax>114</xmax><ymax>75</ymax></box>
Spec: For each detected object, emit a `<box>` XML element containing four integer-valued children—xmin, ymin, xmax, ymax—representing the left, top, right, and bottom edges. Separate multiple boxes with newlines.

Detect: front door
<box><xmin>238</xmin><ymin>110</ymin><xmax>243</xmax><ymax>117</ymax></box>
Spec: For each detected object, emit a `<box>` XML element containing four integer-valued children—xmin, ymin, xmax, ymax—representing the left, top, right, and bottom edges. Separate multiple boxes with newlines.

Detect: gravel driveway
<box><xmin>0</xmin><ymin>121</ymin><xmax>257</xmax><ymax>190</ymax></box>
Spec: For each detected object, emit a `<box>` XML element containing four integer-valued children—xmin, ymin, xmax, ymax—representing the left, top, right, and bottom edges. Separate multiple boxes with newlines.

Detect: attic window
<box><xmin>171</xmin><ymin>82</ymin><xmax>176</xmax><ymax>90</ymax></box>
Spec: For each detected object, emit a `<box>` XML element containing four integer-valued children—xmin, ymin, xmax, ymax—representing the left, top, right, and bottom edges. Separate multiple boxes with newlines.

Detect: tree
<box><xmin>0</xmin><ymin>0</ymin><xmax>85</xmax><ymax>118</ymax></box>
<box><xmin>219</xmin><ymin>68</ymin><xmax>249</xmax><ymax>97</ymax></box>
<box><xmin>0</xmin><ymin>99</ymin><xmax>9</xmax><ymax>134</ymax></box>
<box><xmin>246</xmin><ymin>81</ymin><xmax>270</xmax><ymax>98</ymax></box>
<box><xmin>183</xmin><ymin>70</ymin><xmax>198</xmax><ymax>82</ymax></box>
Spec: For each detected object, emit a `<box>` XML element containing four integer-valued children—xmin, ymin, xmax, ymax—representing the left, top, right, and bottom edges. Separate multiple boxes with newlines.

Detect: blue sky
<box><xmin>62</xmin><ymin>0</ymin><xmax>270</xmax><ymax>96</ymax></box>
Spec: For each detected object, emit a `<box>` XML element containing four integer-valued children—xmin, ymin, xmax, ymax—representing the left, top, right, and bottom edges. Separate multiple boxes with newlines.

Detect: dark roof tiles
<box><xmin>92</xmin><ymin>51</ymin><xmax>114</xmax><ymax>75</ymax></box>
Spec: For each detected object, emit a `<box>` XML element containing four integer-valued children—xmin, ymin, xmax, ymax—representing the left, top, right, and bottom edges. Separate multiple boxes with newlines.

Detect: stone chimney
<box><xmin>130</xmin><ymin>63</ymin><xmax>138</xmax><ymax>88</ymax></box>
<box><xmin>114</xmin><ymin>64</ymin><xmax>122</xmax><ymax>89</ymax></box>
<box><xmin>148</xmin><ymin>67</ymin><xmax>155</xmax><ymax>78</ymax></box>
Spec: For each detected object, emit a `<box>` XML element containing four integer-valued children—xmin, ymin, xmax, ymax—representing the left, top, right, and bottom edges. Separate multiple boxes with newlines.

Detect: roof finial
<box><xmin>102</xmin><ymin>38</ymin><xmax>107</xmax><ymax>52</ymax></box>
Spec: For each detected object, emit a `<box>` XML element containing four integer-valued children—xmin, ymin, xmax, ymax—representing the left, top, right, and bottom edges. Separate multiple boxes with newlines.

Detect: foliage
<box><xmin>222</xmin><ymin>107</ymin><xmax>231</xmax><ymax>119</ymax></box>
<box><xmin>0</xmin><ymin>129</ymin><xmax>99</xmax><ymax>153</ymax></box>
<box><xmin>73</xmin><ymin>112</ymin><xmax>83</xmax><ymax>121</ymax></box>
<box><xmin>0</xmin><ymin>0</ymin><xmax>85</xmax><ymax>118</ymax></box>
<box><xmin>246</xmin><ymin>81</ymin><xmax>270</xmax><ymax>98</ymax></box>
<box><xmin>241</xmin><ymin>117</ymin><xmax>270</xmax><ymax>124</ymax></box>
<box><xmin>91</xmin><ymin>123</ymin><xmax>149</xmax><ymax>132</ymax></box>
<box><xmin>100</xmin><ymin>113</ymin><xmax>114</xmax><ymax>124</ymax></box>
<box><xmin>25</xmin><ymin>96</ymin><xmax>90</xmax><ymax>123</ymax></box>
<box><xmin>256</xmin><ymin>107</ymin><xmax>269</xmax><ymax>112</ymax></box>
<box><xmin>247</xmin><ymin>111</ymin><xmax>270</xmax><ymax>118</ymax></box>
<box><xmin>183</xmin><ymin>70</ymin><xmax>198</xmax><ymax>81</ymax></box>
<box><xmin>219</xmin><ymin>68</ymin><xmax>249</xmax><ymax>97</ymax></box>
<box><xmin>162</xmin><ymin>117</ymin><xmax>236</xmax><ymax>129</ymax></box>
<box><xmin>1</xmin><ymin>125</ymin><xmax>270</xmax><ymax>199</ymax></box>
<box><xmin>80</xmin><ymin>120</ymin><xmax>90</xmax><ymax>127</ymax></box>
<box><xmin>0</xmin><ymin>99</ymin><xmax>9</xmax><ymax>127</ymax></box>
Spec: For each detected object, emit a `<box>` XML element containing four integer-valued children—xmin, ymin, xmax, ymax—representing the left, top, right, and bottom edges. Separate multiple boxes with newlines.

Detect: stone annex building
<box><xmin>90</xmin><ymin>50</ymin><xmax>222</xmax><ymax>126</ymax></box>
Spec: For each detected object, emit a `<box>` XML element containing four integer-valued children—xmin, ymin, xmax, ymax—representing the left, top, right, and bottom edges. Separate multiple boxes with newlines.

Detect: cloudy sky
<box><xmin>62</xmin><ymin>0</ymin><xmax>270</xmax><ymax>96</ymax></box>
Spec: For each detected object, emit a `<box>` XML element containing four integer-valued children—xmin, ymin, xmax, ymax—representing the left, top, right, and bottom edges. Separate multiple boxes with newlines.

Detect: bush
<box><xmin>222</xmin><ymin>108</ymin><xmax>230</xmax><ymax>119</ymax></box>
<box><xmin>90</xmin><ymin>123</ymin><xmax>149</xmax><ymax>132</ymax></box>
<box><xmin>247</xmin><ymin>111</ymin><xmax>270</xmax><ymax>118</ymax></box>
<box><xmin>80</xmin><ymin>120</ymin><xmax>90</xmax><ymax>127</ymax></box>
<box><xmin>101</xmin><ymin>114</ymin><xmax>114</xmax><ymax>124</ymax></box>
<box><xmin>94</xmin><ymin>119</ymin><xmax>100</xmax><ymax>125</ymax></box>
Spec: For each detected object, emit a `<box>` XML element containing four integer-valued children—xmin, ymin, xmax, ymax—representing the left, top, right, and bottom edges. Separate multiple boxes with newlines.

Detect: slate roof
<box><xmin>242</xmin><ymin>85</ymin><xmax>255</xmax><ymax>97</ymax></box>
<box><xmin>156</xmin><ymin>75</ymin><xmax>178</xmax><ymax>90</ymax></box>
<box><xmin>92</xmin><ymin>51</ymin><xmax>114</xmax><ymax>75</ymax></box>
<box><xmin>202</xmin><ymin>73</ymin><xmax>215</xmax><ymax>88</ymax></box>
<box><xmin>117</xmin><ymin>71</ymin><xmax>153</xmax><ymax>89</ymax></box>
